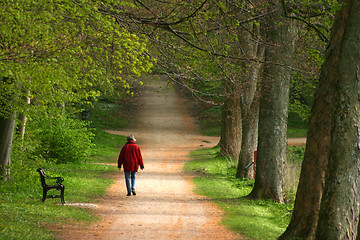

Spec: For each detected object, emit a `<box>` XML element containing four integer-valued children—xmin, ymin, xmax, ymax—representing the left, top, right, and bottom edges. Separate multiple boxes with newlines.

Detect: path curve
<box><xmin>55</xmin><ymin>76</ymin><xmax>241</xmax><ymax>239</ymax></box>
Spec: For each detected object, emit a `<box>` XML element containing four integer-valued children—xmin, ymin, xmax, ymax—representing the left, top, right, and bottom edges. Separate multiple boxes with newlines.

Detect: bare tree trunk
<box><xmin>219</xmin><ymin>89</ymin><xmax>242</xmax><ymax>163</ymax></box>
<box><xmin>248</xmin><ymin>1</ymin><xmax>298</xmax><ymax>203</ymax></box>
<box><xmin>0</xmin><ymin>114</ymin><xmax>16</xmax><ymax>179</ymax></box>
<box><xmin>17</xmin><ymin>90</ymin><xmax>31</xmax><ymax>142</ymax></box>
<box><xmin>236</xmin><ymin>17</ymin><xmax>264</xmax><ymax>179</ymax></box>
<box><xmin>237</xmin><ymin>88</ymin><xmax>260</xmax><ymax>179</ymax></box>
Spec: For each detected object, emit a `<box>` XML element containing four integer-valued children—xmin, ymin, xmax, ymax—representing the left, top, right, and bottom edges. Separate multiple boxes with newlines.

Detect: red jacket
<box><xmin>118</xmin><ymin>141</ymin><xmax>144</xmax><ymax>172</ymax></box>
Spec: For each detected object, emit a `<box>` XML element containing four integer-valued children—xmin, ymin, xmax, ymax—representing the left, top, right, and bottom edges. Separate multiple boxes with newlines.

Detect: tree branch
<box><xmin>281</xmin><ymin>0</ymin><xmax>329</xmax><ymax>42</ymax></box>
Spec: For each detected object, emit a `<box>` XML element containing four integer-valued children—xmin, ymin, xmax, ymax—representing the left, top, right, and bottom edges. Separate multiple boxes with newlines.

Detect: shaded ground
<box><xmin>55</xmin><ymin>76</ymin><xmax>241</xmax><ymax>239</ymax></box>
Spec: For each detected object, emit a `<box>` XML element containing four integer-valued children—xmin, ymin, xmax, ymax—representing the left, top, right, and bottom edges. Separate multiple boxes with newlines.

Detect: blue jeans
<box><xmin>124</xmin><ymin>171</ymin><xmax>136</xmax><ymax>194</ymax></box>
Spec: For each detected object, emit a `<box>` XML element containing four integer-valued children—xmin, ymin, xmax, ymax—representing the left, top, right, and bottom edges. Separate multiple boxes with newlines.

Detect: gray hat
<box><xmin>127</xmin><ymin>135</ymin><xmax>136</xmax><ymax>141</ymax></box>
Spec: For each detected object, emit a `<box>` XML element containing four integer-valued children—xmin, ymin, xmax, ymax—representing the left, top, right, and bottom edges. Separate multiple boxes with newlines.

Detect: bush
<box><xmin>29</xmin><ymin>114</ymin><xmax>95</xmax><ymax>164</ymax></box>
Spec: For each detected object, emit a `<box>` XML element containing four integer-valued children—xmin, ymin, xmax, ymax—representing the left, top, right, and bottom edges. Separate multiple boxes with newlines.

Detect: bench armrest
<box><xmin>46</xmin><ymin>176</ymin><xmax>64</xmax><ymax>185</ymax></box>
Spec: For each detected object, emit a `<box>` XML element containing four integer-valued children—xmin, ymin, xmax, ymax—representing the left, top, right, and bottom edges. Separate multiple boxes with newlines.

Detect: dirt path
<box><xmin>56</xmin><ymin>76</ymin><xmax>241</xmax><ymax>239</ymax></box>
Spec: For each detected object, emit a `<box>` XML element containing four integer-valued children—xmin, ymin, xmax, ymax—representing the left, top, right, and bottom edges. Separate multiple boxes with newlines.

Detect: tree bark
<box><xmin>219</xmin><ymin>89</ymin><xmax>242</xmax><ymax>163</ymax></box>
<box><xmin>17</xmin><ymin>90</ymin><xmax>31</xmax><ymax>142</ymax></box>
<box><xmin>236</xmin><ymin>14</ymin><xmax>264</xmax><ymax>179</ymax></box>
<box><xmin>280</xmin><ymin>1</ymin><xmax>360</xmax><ymax>239</ymax></box>
<box><xmin>315</xmin><ymin>1</ymin><xmax>360</xmax><ymax>239</ymax></box>
<box><xmin>0</xmin><ymin>114</ymin><xmax>15</xmax><ymax>179</ymax></box>
<box><xmin>247</xmin><ymin>1</ymin><xmax>297</xmax><ymax>203</ymax></box>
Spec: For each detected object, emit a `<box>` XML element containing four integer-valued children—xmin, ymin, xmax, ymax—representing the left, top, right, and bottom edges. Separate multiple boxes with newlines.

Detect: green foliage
<box><xmin>29</xmin><ymin>114</ymin><xmax>95</xmax><ymax>164</ymax></box>
<box><xmin>287</xmin><ymin>112</ymin><xmax>309</xmax><ymax>138</ymax></box>
<box><xmin>0</xmin><ymin>0</ymin><xmax>154</xmax><ymax>183</ymax></box>
<box><xmin>0</xmin><ymin>0</ymin><xmax>154</xmax><ymax>119</ymax></box>
<box><xmin>198</xmin><ymin>105</ymin><xmax>222</xmax><ymax>136</ymax></box>
<box><xmin>287</xmin><ymin>0</ymin><xmax>340</xmax><ymax>123</ymax></box>
<box><xmin>287</xmin><ymin>146</ymin><xmax>305</xmax><ymax>164</ymax></box>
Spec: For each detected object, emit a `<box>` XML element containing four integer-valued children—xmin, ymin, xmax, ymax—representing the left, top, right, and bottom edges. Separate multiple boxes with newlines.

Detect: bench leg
<box><xmin>42</xmin><ymin>188</ymin><xmax>47</xmax><ymax>202</ymax></box>
<box><xmin>60</xmin><ymin>185</ymin><xmax>65</xmax><ymax>204</ymax></box>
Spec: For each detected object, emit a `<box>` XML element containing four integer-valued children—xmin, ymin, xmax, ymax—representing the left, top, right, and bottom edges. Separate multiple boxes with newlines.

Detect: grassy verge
<box><xmin>184</xmin><ymin>146</ymin><xmax>296</xmax><ymax>240</ymax></box>
<box><xmin>0</xmin><ymin>161</ymin><xmax>117</xmax><ymax>240</ymax></box>
<box><xmin>0</xmin><ymin>99</ymin><xmax>127</xmax><ymax>240</ymax></box>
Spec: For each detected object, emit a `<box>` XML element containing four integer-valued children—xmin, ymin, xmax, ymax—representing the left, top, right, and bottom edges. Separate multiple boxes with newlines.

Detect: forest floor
<box><xmin>54</xmin><ymin>75</ymin><xmax>306</xmax><ymax>240</ymax></box>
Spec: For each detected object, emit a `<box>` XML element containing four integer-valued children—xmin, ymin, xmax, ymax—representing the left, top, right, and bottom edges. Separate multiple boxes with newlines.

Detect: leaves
<box><xmin>0</xmin><ymin>0</ymin><xmax>154</xmax><ymax>117</ymax></box>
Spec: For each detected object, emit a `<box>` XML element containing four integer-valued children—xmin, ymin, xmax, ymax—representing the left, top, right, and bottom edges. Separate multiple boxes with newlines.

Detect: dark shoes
<box><xmin>126</xmin><ymin>189</ymin><xmax>136</xmax><ymax>196</ymax></box>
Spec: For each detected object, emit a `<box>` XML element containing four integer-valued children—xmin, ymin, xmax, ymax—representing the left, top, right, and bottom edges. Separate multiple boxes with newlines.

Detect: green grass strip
<box><xmin>185</xmin><ymin>147</ymin><xmax>292</xmax><ymax>240</ymax></box>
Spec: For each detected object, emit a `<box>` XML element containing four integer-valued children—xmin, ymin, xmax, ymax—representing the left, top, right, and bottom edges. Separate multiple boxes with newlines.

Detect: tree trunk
<box><xmin>219</xmin><ymin>89</ymin><xmax>242</xmax><ymax>163</ymax></box>
<box><xmin>0</xmin><ymin>114</ymin><xmax>16</xmax><ymax>179</ymax></box>
<box><xmin>315</xmin><ymin>1</ymin><xmax>360</xmax><ymax>239</ymax></box>
<box><xmin>247</xmin><ymin>1</ymin><xmax>297</xmax><ymax>203</ymax></box>
<box><xmin>236</xmin><ymin>15</ymin><xmax>264</xmax><ymax>179</ymax></box>
<box><xmin>280</xmin><ymin>1</ymin><xmax>360</xmax><ymax>239</ymax></box>
<box><xmin>237</xmin><ymin>106</ymin><xmax>259</xmax><ymax>179</ymax></box>
<box><xmin>17</xmin><ymin>90</ymin><xmax>31</xmax><ymax>142</ymax></box>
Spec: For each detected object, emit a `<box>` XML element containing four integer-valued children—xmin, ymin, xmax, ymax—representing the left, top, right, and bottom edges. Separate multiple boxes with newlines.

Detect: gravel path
<box><xmin>55</xmin><ymin>76</ymin><xmax>241</xmax><ymax>240</ymax></box>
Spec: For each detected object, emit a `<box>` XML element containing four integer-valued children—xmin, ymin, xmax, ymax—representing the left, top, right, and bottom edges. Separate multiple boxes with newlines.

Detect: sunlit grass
<box><xmin>88</xmin><ymin>129</ymin><xmax>126</xmax><ymax>163</ymax></box>
<box><xmin>185</xmin><ymin>146</ymin><xmax>294</xmax><ymax>240</ymax></box>
<box><xmin>0</xmin><ymin>161</ymin><xmax>116</xmax><ymax>240</ymax></box>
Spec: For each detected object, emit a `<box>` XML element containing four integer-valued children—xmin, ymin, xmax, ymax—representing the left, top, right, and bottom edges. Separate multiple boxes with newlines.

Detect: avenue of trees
<box><xmin>111</xmin><ymin>0</ymin><xmax>335</xmax><ymax>205</ymax></box>
<box><xmin>2</xmin><ymin>0</ymin><xmax>360</xmax><ymax>239</ymax></box>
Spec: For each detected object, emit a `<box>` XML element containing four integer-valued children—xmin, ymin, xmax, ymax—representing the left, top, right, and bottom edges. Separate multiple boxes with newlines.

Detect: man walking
<box><xmin>118</xmin><ymin>135</ymin><xmax>144</xmax><ymax>196</ymax></box>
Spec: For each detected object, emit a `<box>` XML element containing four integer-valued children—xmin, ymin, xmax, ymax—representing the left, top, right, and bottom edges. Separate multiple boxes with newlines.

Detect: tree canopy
<box><xmin>0</xmin><ymin>0</ymin><xmax>154</xmax><ymax>118</ymax></box>
<box><xmin>0</xmin><ymin>0</ymin><xmax>154</xmax><ymax>173</ymax></box>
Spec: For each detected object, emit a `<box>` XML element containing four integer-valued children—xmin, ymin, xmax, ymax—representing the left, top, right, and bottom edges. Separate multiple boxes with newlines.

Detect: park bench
<box><xmin>36</xmin><ymin>168</ymin><xmax>65</xmax><ymax>204</ymax></box>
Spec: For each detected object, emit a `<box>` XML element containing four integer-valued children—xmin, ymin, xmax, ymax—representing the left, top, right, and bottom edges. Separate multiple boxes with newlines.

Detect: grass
<box><xmin>287</xmin><ymin>113</ymin><xmax>308</xmax><ymax>138</ymax></box>
<box><xmin>0</xmin><ymin>97</ymin><xmax>128</xmax><ymax>240</ymax></box>
<box><xmin>0</xmin><ymin>161</ymin><xmax>116</xmax><ymax>240</ymax></box>
<box><xmin>90</xmin><ymin>98</ymin><xmax>127</xmax><ymax>130</ymax></box>
<box><xmin>89</xmin><ymin>129</ymin><xmax>126</xmax><ymax>164</ymax></box>
<box><xmin>184</xmin><ymin>146</ymin><xmax>299</xmax><ymax>240</ymax></box>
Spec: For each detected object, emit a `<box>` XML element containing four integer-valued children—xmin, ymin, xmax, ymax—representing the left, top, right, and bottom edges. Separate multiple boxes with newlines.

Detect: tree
<box><xmin>219</xmin><ymin>87</ymin><xmax>242</xmax><ymax>161</ymax></box>
<box><xmin>280</xmin><ymin>0</ymin><xmax>360</xmax><ymax>238</ymax></box>
<box><xmin>0</xmin><ymin>78</ymin><xmax>16</xmax><ymax>178</ymax></box>
<box><xmin>236</xmin><ymin>3</ymin><xmax>264</xmax><ymax>179</ymax></box>
<box><xmin>247</xmin><ymin>0</ymin><xmax>298</xmax><ymax>203</ymax></box>
<box><xmin>0</xmin><ymin>115</ymin><xmax>15</xmax><ymax>178</ymax></box>
<box><xmin>0</xmin><ymin>0</ymin><xmax>153</xmax><ymax>174</ymax></box>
